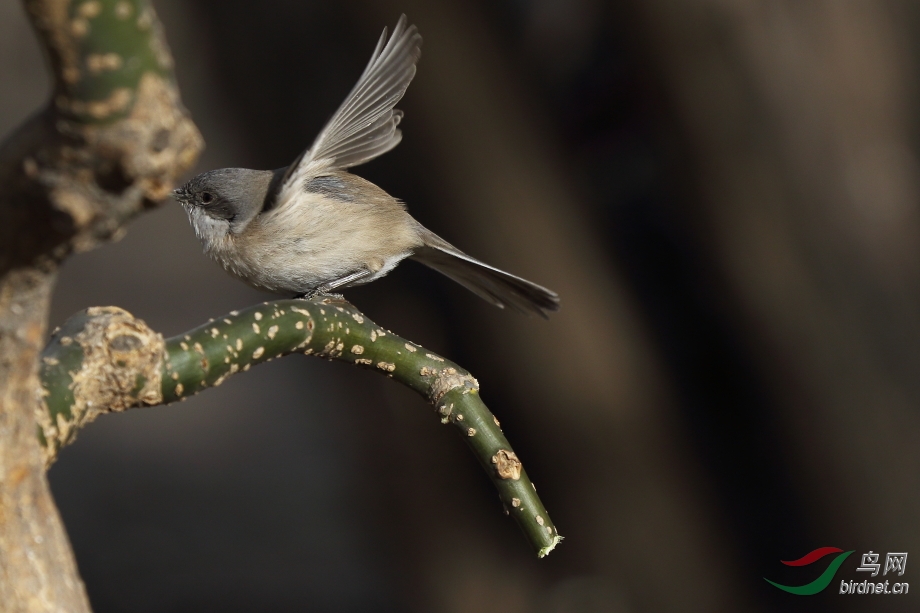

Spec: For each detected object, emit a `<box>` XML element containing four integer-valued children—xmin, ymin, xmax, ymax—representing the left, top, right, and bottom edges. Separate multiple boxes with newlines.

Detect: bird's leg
<box><xmin>297</xmin><ymin>287</ymin><xmax>343</xmax><ymax>300</ymax></box>
<box><xmin>296</xmin><ymin>288</ymin><xmax>323</xmax><ymax>300</ymax></box>
<box><xmin>296</xmin><ymin>269</ymin><xmax>371</xmax><ymax>300</ymax></box>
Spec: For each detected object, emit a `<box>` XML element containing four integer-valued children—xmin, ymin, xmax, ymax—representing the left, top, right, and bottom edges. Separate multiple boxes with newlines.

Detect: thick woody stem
<box><xmin>0</xmin><ymin>1</ymin><xmax>202</xmax><ymax>610</ymax></box>
<box><xmin>2</xmin><ymin>0</ymin><xmax>202</xmax><ymax>274</ymax></box>
<box><xmin>26</xmin><ymin>0</ymin><xmax>175</xmax><ymax>124</ymax></box>
<box><xmin>0</xmin><ymin>270</ymin><xmax>91</xmax><ymax>611</ymax></box>
<box><xmin>39</xmin><ymin>298</ymin><xmax>563</xmax><ymax>557</ymax></box>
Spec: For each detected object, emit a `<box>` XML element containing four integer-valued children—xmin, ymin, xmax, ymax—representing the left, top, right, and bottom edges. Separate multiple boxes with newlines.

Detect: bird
<box><xmin>173</xmin><ymin>15</ymin><xmax>559</xmax><ymax>318</ymax></box>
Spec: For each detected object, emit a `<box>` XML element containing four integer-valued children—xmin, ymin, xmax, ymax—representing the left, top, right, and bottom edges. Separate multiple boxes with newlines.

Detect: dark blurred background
<box><xmin>3</xmin><ymin>1</ymin><xmax>919</xmax><ymax>611</ymax></box>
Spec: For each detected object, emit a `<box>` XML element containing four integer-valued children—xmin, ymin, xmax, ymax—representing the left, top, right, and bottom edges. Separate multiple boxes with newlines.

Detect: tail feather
<box><xmin>410</xmin><ymin>230</ymin><xmax>560</xmax><ymax>318</ymax></box>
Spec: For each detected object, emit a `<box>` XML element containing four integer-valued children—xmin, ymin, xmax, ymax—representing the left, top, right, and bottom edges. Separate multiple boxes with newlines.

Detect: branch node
<box><xmin>427</xmin><ymin>367</ymin><xmax>479</xmax><ymax>404</ymax></box>
<box><xmin>38</xmin><ymin>306</ymin><xmax>163</xmax><ymax>461</ymax></box>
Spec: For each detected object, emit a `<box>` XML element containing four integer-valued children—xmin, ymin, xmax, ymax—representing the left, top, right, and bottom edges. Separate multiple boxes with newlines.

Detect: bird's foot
<box><xmin>296</xmin><ymin>289</ymin><xmax>344</xmax><ymax>302</ymax></box>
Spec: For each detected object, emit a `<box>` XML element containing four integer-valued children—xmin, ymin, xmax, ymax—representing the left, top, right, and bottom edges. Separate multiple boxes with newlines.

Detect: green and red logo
<box><xmin>765</xmin><ymin>547</ymin><xmax>854</xmax><ymax>595</ymax></box>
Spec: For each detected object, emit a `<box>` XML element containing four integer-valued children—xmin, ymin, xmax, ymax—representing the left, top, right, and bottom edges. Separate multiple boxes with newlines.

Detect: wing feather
<box><xmin>277</xmin><ymin>15</ymin><xmax>421</xmax><ymax>202</ymax></box>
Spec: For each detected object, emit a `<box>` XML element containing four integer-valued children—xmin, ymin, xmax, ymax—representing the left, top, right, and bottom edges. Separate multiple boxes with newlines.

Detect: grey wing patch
<box><xmin>304</xmin><ymin>175</ymin><xmax>358</xmax><ymax>202</ymax></box>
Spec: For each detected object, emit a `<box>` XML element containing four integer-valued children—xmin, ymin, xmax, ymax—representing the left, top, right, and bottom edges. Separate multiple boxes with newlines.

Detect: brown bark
<box><xmin>0</xmin><ymin>269</ymin><xmax>89</xmax><ymax>612</ymax></box>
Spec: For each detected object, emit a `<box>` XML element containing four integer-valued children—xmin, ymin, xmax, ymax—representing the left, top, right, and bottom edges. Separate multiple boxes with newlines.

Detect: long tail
<box><xmin>410</xmin><ymin>228</ymin><xmax>560</xmax><ymax>318</ymax></box>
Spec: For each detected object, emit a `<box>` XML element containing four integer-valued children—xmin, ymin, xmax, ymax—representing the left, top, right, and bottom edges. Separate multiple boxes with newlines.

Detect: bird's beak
<box><xmin>172</xmin><ymin>187</ymin><xmax>189</xmax><ymax>203</ymax></box>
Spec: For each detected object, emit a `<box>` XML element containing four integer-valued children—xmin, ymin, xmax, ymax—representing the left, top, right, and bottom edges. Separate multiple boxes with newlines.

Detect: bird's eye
<box><xmin>200</xmin><ymin>192</ymin><xmax>213</xmax><ymax>204</ymax></box>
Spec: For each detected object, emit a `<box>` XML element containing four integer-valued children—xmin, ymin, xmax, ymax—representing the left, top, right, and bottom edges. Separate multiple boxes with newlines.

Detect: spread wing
<box><xmin>276</xmin><ymin>15</ymin><xmax>422</xmax><ymax>204</ymax></box>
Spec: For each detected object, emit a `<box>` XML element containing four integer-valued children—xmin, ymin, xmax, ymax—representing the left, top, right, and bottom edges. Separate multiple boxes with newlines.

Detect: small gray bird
<box><xmin>173</xmin><ymin>15</ymin><xmax>559</xmax><ymax>317</ymax></box>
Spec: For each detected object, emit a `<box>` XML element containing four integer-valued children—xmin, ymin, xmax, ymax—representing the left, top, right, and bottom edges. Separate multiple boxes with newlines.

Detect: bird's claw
<box><xmin>296</xmin><ymin>289</ymin><xmax>344</xmax><ymax>302</ymax></box>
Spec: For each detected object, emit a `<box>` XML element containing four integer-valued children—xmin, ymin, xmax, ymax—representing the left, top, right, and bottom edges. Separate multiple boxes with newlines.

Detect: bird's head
<box><xmin>174</xmin><ymin>168</ymin><xmax>276</xmax><ymax>242</ymax></box>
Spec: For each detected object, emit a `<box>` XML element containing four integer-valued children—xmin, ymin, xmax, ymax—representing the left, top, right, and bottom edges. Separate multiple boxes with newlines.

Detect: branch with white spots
<box><xmin>38</xmin><ymin>298</ymin><xmax>562</xmax><ymax>557</ymax></box>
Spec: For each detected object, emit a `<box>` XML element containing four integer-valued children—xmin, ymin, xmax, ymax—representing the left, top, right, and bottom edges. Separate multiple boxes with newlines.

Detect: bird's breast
<box><xmin>216</xmin><ymin>190</ymin><xmax>420</xmax><ymax>294</ymax></box>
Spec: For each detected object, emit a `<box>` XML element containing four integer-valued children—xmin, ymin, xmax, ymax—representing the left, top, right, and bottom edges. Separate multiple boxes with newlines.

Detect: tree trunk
<box><xmin>0</xmin><ymin>1</ymin><xmax>202</xmax><ymax>610</ymax></box>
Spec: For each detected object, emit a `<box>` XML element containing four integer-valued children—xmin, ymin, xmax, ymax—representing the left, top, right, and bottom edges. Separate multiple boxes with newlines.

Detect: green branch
<box><xmin>39</xmin><ymin>298</ymin><xmax>562</xmax><ymax>557</ymax></box>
